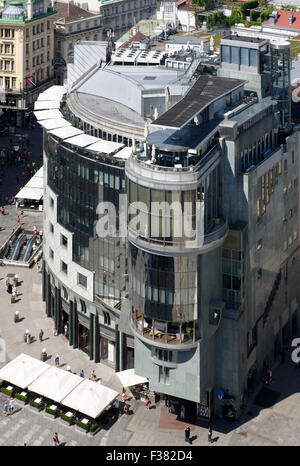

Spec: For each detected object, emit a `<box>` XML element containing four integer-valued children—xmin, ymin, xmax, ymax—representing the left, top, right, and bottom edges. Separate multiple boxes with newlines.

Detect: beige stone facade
<box><xmin>52</xmin><ymin>1</ymin><xmax>102</xmax><ymax>77</ymax></box>
<box><xmin>0</xmin><ymin>0</ymin><xmax>56</xmax><ymax>125</ymax></box>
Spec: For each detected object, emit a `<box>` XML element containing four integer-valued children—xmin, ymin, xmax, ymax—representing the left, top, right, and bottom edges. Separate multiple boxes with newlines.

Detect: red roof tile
<box><xmin>264</xmin><ymin>9</ymin><xmax>300</xmax><ymax>29</ymax></box>
<box><xmin>52</xmin><ymin>1</ymin><xmax>96</xmax><ymax>23</ymax></box>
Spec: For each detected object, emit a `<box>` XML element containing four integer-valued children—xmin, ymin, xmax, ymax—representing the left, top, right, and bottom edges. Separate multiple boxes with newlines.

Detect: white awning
<box><xmin>15</xmin><ymin>187</ymin><xmax>43</xmax><ymax>200</ymax></box>
<box><xmin>49</xmin><ymin>126</ymin><xmax>84</xmax><ymax>139</ymax></box>
<box><xmin>15</xmin><ymin>167</ymin><xmax>43</xmax><ymax>200</ymax></box>
<box><xmin>37</xmin><ymin>85</ymin><xmax>66</xmax><ymax>101</ymax></box>
<box><xmin>113</xmin><ymin>146</ymin><xmax>132</xmax><ymax>159</ymax></box>
<box><xmin>34</xmin><ymin>100</ymin><xmax>60</xmax><ymax>111</ymax></box>
<box><xmin>34</xmin><ymin>109</ymin><xmax>63</xmax><ymax>121</ymax></box>
<box><xmin>115</xmin><ymin>369</ymin><xmax>148</xmax><ymax>387</ymax></box>
<box><xmin>38</xmin><ymin>118</ymin><xmax>71</xmax><ymax>130</ymax></box>
<box><xmin>61</xmin><ymin>379</ymin><xmax>119</xmax><ymax>419</ymax></box>
<box><xmin>87</xmin><ymin>140</ymin><xmax>123</xmax><ymax>155</ymax></box>
<box><xmin>0</xmin><ymin>353</ymin><xmax>50</xmax><ymax>389</ymax></box>
<box><xmin>64</xmin><ymin>134</ymin><xmax>99</xmax><ymax>147</ymax></box>
<box><xmin>27</xmin><ymin>366</ymin><xmax>84</xmax><ymax>403</ymax></box>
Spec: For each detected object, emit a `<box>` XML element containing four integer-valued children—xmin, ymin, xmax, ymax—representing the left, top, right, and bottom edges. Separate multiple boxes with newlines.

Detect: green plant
<box><xmin>76</xmin><ymin>420</ymin><xmax>90</xmax><ymax>431</ymax></box>
<box><xmin>45</xmin><ymin>406</ymin><xmax>57</xmax><ymax>415</ymax></box>
<box><xmin>30</xmin><ymin>400</ymin><xmax>41</xmax><ymax>409</ymax></box>
<box><xmin>90</xmin><ymin>422</ymin><xmax>99</xmax><ymax>432</ymax></box>
<box><xmin>1</xmin><ymin>387</ymin><xmax>13</xmax><ymax>395</ymax></box>
<box><xmin>60</xmin><ymin>413</ymin><xmax>73</xmax><ymax>423</ymax></box>
<box><xmin>71</xmin><ymin>121</ymin><xmax>76</xmax><ymax>127</ymax></box>
<box><xmin>15</xmin><ymin>393</ymin><xmax>28</xmax><ymax>402</ymax></box>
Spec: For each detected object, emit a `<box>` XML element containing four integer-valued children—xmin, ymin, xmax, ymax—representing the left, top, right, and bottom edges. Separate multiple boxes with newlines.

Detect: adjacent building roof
<box><xmin>120</xmin><ymin>31</ymin><xmax>149</xmax><ymax>48</ymax></box>
<box><xmin>153</xmin><ymin>75</ymin><xmax>245</xmax><ymax>130</ymax></box>
<box><xmin>52</xmin><ymin>1</ymin><xmax>97</xmax><ymax>23</ymax></box>
<box><xmin>264</xmin><ymin>9</ymin><xmax>300</xmax><ymax>30</ymax></box>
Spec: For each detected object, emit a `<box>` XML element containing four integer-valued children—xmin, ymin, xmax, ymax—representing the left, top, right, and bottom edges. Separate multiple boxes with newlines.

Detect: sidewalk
<box><xmin>1</xmin><ymin>263</ymin><xmax>300</xmax><ymax>445</ymax></box>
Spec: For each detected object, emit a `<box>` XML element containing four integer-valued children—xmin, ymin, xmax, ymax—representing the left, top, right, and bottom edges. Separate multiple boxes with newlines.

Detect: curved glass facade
<box><xmin>129</xmin><ymin>242</ymin><xmax>199</xmax><ymax>345</ymax></box>
<box><xmin>45</xmin><ymin>132</ymin><xmax>128</xmax><ymax>306</ymax></box>
<box><xmin>127</xmin><ymin>164</ymin><xmax>221</xmax><ymax>246</ymax></box>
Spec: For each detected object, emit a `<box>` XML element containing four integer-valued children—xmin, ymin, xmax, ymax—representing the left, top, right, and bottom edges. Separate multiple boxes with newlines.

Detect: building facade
<box><xmin>0</xmin><ymin>0</ymin><xmax>56</xmax><ymax>126</ymax></box>
<box><xmin>38</xmin><ymin>36</ymin><xmax>300</xmax><ymax>420</ymax></box>
<box><xmin>52</xmin><ymin>1</ymin><xmax>102</xmax><ymax>80</ymax></box>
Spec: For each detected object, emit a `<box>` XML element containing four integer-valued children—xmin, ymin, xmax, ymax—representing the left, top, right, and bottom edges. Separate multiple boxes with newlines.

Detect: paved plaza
<box><xmin>0</xmin><ymin>263</ymin><xmax>300</xmax><ymax>446</ymax></box>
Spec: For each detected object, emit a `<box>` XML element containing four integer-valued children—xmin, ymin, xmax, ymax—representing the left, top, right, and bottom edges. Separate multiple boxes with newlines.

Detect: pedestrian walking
<box><xmin>64</xmin><ymin>324</ymin><xmax>68</xmax><ymax>338</ymax></box>
<box><xmin>1</xmin><ymin>206</ymin><xmax>4</xmax><ymax>215</ymax></box>
<box><xmin>90</xmin><ymin>369</ymin><xmax>97</xmax><ymax>381</ymax></box>
<box><xmin>180</xmin><ymin>404</ymin><xmax>185</xmax><ymax>420</ymax></box>
<box><xmin>121</xmin><ymin>388</ymin><xmax>127</xmax><ymax>402</ymax></box>
<box><xmin>54</xmin><ymin>354</ymin><xmax>59</xmax><ymax>367</ymax></box>
<box><xmin>167</xmin><ymin>399</ymin><xmax>172</xmax><ymax>414</ymax></box>
<box><xmin>4</xmin><ymin>401</ymin><xmax>9</xmax><ymax>416</ymax></box>
<box><xmin>145</xmin><ymin>396</ymin><xmax>151</xmax><ymax>409</ymax></box>
<box><xmin>8</xmin><ymin>398</ymin><xmax>14</xmax><ymax>415</ymax></box>
<box><xmin>208</xmin><ymin>426</ymin><xmax>213</xmax><ymax>443</ymax></box>
<box><xmin>185</xmin><ymin>426</ymin><xmax>192</xmax><ymax>444</ymax></box>
<box><xmin>52</xmin><ymin>327</ymin><xmax>57</xmax><ymax>336</ymax></box>
<box><xmin>39</xmin><ymin>329</ymin><xmax>44</xmax><ymax>342</ymax></box>
<box><xmin>80</xmin><ymin>369</ymin><xmax>84</xmax><ymax>378</ymax></box>
<box><xmin>17</xmin><ymin>216</ymin><xmax>20</xmax><ymax>224</ymax></box>
<box><xmin>123</xmin><ymin>404</ymin><xmax>129</xmax><ymax>415</ymax></box>
<box><xmin>53</xmin><ymin>432</ymin><xmax>60</xmax><ymax>446</ymax></box>
<box><xmin>113</xmin><ymin>399</ymin><xmax>120</xmax><ymax>413</ymax></box>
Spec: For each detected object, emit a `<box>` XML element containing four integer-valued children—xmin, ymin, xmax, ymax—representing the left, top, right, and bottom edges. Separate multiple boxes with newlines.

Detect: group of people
<box><xmin>3</xmin><ymin>398</ymin><xmax>14</xmax><ymax>416</ymax></box>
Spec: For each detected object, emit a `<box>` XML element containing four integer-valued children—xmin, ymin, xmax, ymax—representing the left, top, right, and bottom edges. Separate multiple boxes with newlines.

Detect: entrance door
<box><xmin>108</xmin><ymin>341</ymin><xmax>115</xmax><ymax>363</ymax></box>
<box><xmin>126</xmin><ymin>347</ymin><xmax>134</xmax><ymax>369</ymax></box>
<box><xmin>78</xmin><ymin>323</ymin><xmax>89</xmax><ymax>355</ymax></box>
<box><xmin>100</xmin><ymin>337</ymin><xmax>108</xmax><ymax>360</ymax></box>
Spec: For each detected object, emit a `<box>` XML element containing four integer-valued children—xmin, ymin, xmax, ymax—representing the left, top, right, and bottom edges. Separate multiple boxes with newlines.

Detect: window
<box><xmin>33</xmin><ymin>26</ymin><xmax>36</xmax><ymax>35</ymax></box>
<box><xmin>257</xmin><ymin>268</ymin><xmax>262</xmax><ymax>279</ymax></box>
<box><xmin>49</xmin><ymin>222</ymin><xmax>54</xmax><ymax>233</ymax></box>
<box><xmin>32</xmin><ymin>57</ymin><xmax>35</xmax><ymax>67</ymax></box>
<box><xmin>12</xmin><ymin>77</ymin><xmax>16</xmax><ymax>88</ymax></box>
<box><xmin>61</xmin><ymin>261</ymin><xmax>68</xmax><ymax>274</ymax></box>
<box><xmin>159</xmin><ymin>366</ymin><xmax>170</xmax><ymax>384</ymax></box>
<box><xmin>49</xmin><ymin>248</ymin><xmax>54</xmax><ymax>259</ymax></box>
<box><xmin>41</xmin><ymin>23</ymin><xmax>44</xmax><ymax>32</ymax></box>
<box><xmin>57</xmin><ymin>40</ymin><xmax>61</xmax><ymax>50</ymax></box>
<box><xmin>61</xmin><ymin>234</ymin><xmax>68</xmax><ymax>246</ymax></box>
<box><xmin>80</xmin><ymin>299</ymin><xmax>86</xmax><ymax>313</ymax></box>
<box><xmin>37</xmin><ymin>24</ymin><xmax>40</xmax><ymax>34</ymax></box>
<box><xmin>103</xmin><ymin>311</ymin><xmax>111</xmax><ymax>326</ymax></box>
<box><xmin>284</xmin><ymin>159</ymin><xmax>288</xmax><ymax>171</ymax></box>
<box><xmin>231</xmin><ymin>46</ymin><xmax>239</xmax><ymax>64</ymax></box>
<box><xmin>62</xmin><ymin>286</ymin><xmax>68</xmax><ymax>300</ymax></box>
<box><xmin>221</xmin><ymin>45</ymin><xmax>229</xmax><ymax>62</ymax></box>
<box><xmin>26</xmin><ymin>28</ymin><xmax>29</xmax><ymax>38</ymax></box>
<box><xmin>78</xmin><ymin>273</ymin><xmax>87</xmax><ymax>288</ymax></box>
<box><xmin>240</xmin><ymin>47</ymin><xmax>248</xmax><ymax>66</ymax></box>
<box><xmin>249</xmin><ymin>49</ymin><xmax>258</xmax><ymax>67</ymax></box>
<box><xmin>47</xmin><ymin>21</ymin><xmax>50</xmax><ymax>30</ymax></box>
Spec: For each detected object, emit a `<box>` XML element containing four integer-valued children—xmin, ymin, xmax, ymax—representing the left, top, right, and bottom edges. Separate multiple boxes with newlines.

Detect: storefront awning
<box><xmin>115</xmin><ymin>369</ymin><xmax>148</xmax><ymax>387</ymax></box>
<box><xmin>15</xmin><ymin>167</ymin><xmax>43</xmax><ymax>201</ymax></box>
<box><xmin>27</xmin><ymin>366</ymin><xmax>84</xmax><ymax>403</ymax></box>
<box><xmin>0</xmin><ymin>353</ymin><xmax>50</xmax><ymax>389</ymax></box>
<box><xmin>61</xmin><ymin>379</ymin><xmax>119</xmax><ymax>419</ymax></box>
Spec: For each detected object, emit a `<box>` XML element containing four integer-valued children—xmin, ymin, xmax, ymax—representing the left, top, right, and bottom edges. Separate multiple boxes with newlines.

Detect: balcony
<box><xmin>130</xmin><ymin>311</ymin><xmax>199</xmax><ymax>350</ymax></box>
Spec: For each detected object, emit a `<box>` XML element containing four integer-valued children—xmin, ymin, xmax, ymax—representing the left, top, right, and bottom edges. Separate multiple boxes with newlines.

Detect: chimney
<box><xmin>27</xmin><ymin>0</ymin><xmax>33</xmax><ymax>20</ymax></box>
<box><xmin>269</xmin><ymin>14</ymin><xmax>275</xmax><ymax>25</ymax></box>
<box><xmin>289</xmin><ymin>12</ymin><xmax>294</xmax><ymax>26</ymax></box>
